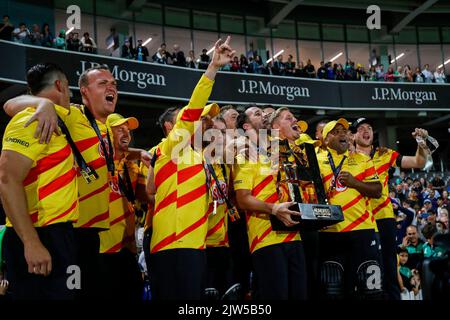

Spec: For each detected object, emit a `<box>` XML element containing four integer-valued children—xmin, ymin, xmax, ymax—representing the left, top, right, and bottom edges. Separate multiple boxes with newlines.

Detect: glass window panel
<box><xmin>220</xmin><ymin>14</ymin><xmax>244</xmax><ymax>34</ymax></box>
<box><xmin>347</xmin><ymin>43</ymin><xmax>371</xmax><ymax>68</ymax></box>
<box><xmin>419</xmin><ymin>45</ymin><xmax>444</xmax><ymax>72</ymax></box>
<box><xmin>193</xmin><ymin>30</ymin><xmax>219</xmax><ymax>58</ymax></box>
<box><xmin>193</xmin><ymin>11</ymin><xmax>217</xmax><ymax>31</ymax></box>
<box><xmin>165</xmin><ymin>7</ymin><xmax>190</xmax><ymax>28</ymax></box>
<box><xmin>165</xmin><ymin>27</ymin><xmax>193</xmax><ymax>56</ymax></box>
<box><xmin>246</xmin><ymin>16</ymin><xmax>265</xmax><ymax>36</ymax></box>
<box><xmin>443</xmin><ymin>45</ymin><xmax>450</xmax><ymax>74</ymax></box>
<box><xmin>370</xmin><ymin>26</ymin><xmax>392</xmax><ymax>44</ymax></box>
<box><xmin>393</xmin><ymin>44</ymin><xmax>419</xmax><ymax>70</ymax></box>
<box><xmin>394</xmin><ymin>27</ymin><xmax>417</xmax><ymax>44</ymax></box>
<box><xmin>442</xmin><ymin>27</ymin><xmax>450</xmax><ymax>43</ymax></box>
<box><xmin>246</xmin><ymin>36</ymin><xmax>269</xmax><ymax>61</ymax></box>
<box><xmin>272</xmin><ymin>20</ymin><xmax>296</xmax><ymax>39</ymax></box>
<box><xmin>95</xmin><ymin>16</ymin><xmax>133</xmax><ymax>56</ymax></box>
<box><xmin>322</xmin><ymin>24</ymin><xmax>344</xmax><ymax>41</ymax></box>
<box><xmin>135</xmin><ymin>5</ymin><xmax>162</xmax><ymax>24</ymax></box>
<box><xmin>370</xmin><ymin>43</ymin><xmax>395</xmax><ymax>68</ymax></box>
<box><xmin>134</xmin><ymin>23</ymin><xmax>163</xmax><ymax>59</ymax></box>
<box><xmin>298</xmin><ymin>40</ymin><xmax>322</xmax><ymax>69</ymax></box>
<box><xmin>323</xmin><ymin>41</ymin><xmax>345</xmax><ymax>64</ymax></box>
<box><xmin>346</xmin><ymin>25</ymin><xmax>368</xmax><ymax>42</ymax></box>
<box><xmin>418</xmin><ymin>27</ymin><xmax>440</xmax><ymax>43</ymax></box>
<box><xmin>297</xmin><ymin>22</ymin><xmax>320</xmax><ymax>40</ymax></box>
<box><xmin>272</xmin><ymin>38</ymin><xmax>297</xmax><ymax>64</ymax></box>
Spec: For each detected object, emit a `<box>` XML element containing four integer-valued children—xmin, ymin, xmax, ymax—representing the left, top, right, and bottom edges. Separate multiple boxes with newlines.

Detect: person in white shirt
<box><xmin>421</xmin><ymin>64</ymin><xmax>433</xmax><ymax>83</ymax></box>
<box><xmin>434</xmin><ymin>67</ymin><xmax>446</xmax><ymax>83</ymax></box>
<box><xmin>12</xmin><ymin>22</ymin><xmax>29</xmax><ymax>43</ymax></box>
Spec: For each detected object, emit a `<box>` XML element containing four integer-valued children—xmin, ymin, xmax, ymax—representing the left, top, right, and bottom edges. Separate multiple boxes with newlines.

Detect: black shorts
<box><xmin>205</xmin><ymin>246</ymin><xmax>234</xmax><ymax>297</ymax></box>
<box><xmin>319</xmin><ymin>229</ymin><xmax>381</xmax><ymax>298</ymax></box>
<box><xmin>251</xmin><ymin>241</ymin><xmax>307</xmax><ymax>300</ymax></box>
<box><xmin>149</xmin><ymin>248</ymin><xmax>206</xmax><ymax>300</ymax></box>
<box><xmin>3</xmin><ymin>222</ymin><xmax>76</xmax><ymax>300</ymax></box>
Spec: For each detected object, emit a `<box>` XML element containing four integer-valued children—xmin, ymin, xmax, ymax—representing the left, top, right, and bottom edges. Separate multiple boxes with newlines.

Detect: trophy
<box><xmin>270</xmin><ymin>140</ymin><xmax>344</xmax><ymax>231</ymax></box>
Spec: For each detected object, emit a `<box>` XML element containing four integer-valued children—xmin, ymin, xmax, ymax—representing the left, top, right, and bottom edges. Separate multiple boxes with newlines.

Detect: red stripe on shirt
<box><xmin>151</xmin><ymin>213</ymin><xmax>208</xmax><ymax>253</ymax></box>
<box><xmin>340</xmin><ymin>210</ymin><xmax>370</xmax><ymax>232</ymax></box>
<box><xmin>249</xmin><ymin>225</ymin><xmax>272</xmax><ymax>253</ymax></box>
<box><xmin>153</xmin><ymin>190</ymin><xmax>177</xmax><ymax>216</ymax></box>
<box><xmin>104</xmin><ymin>235</ymin><xmax>135</xmax><ymax>254</ymax></box>
<box><xmin>180</xmin><ymin>108</ymin><xmax>203</xmax><ymax>122</ymax></box>
<box><xmin>252</xmin><ymin>176</ymin><xmax>273</xmax><ymax>197</ymax></box>
<box><xmin>354</xmin><ymin>166</ymin><xmax>376</xmax><ymax>181</ymax></box>
<box><xmin>322</xmin><ymin>173</ymin><xmax>334</xmax><ymax>183</ymax></box>
<box><xmin>41</xmin><ymin>199</ymin><xmax>78</xmax><ymax>226</ymax></box>
<box><xmin>177</xmin><ymin>185</ymin><xmax>206</xmax><ymax>208</ymax></box>
<box><xmin>79</xmin><ymin>182</ymin><xmax>110</xmax><ymax>202</ymax></box>
<box><xmin>154</xmin><ymin>160</ymin><xmax>177</xmax><ymax>188</ymax></box>
<box><xmin>24</xmin><ymin>144</ymin><xmax>72</xmax><ymax>186</ymax></box>
<box><xmin>178</xmin><ymin>164</ymin><xmax>204</xmax><ymax>184</ymax></box>
<box><xmin>30</xmin><ymin>211</ymin><xmax>38</xmax><ymax>224</ymax></box>
<box><xmin>342</xmin><ymin>194</ymin><xmax>364</xmax><ymax>211</ymax></box>
<box><xmin>207</xmin><ymin>217</ymin><xmax>225</xmax><ymax>237</ymax></box>
<box><xmin>109</xmin><ymin>209</ymin><xmax>133</xmax><ymax>227</ymax></box>
<box><xmin>38</xmin><ymin>168</ymin><xmax>76</xmax><ymax>200</ymax></box>
<box><xmin>265</xmin><ymin>191</ymin><xmax>279</xmax><ymax>204</ymax></box>
<box><xmin>283</xmin><ymin>232</ymin><xmax>297</xmax><ymax>243</ymax></box>
<box><xmin>75</xmin><ymin>136</ymin><xmax>101</xmax><ymax>153</ymax></box>
<box><xmin>373</xmin><ymin>197</ymin><xmax>391</xmax><ymax>216</ymax></box>
<box><xmin>79</xmin><ymin>210</ymin><xmax>109</xmax><ymax>228</ymax></box>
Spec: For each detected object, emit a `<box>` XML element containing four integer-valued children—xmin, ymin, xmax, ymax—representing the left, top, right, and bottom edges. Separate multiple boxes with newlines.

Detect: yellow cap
<box><xmin>107</xmin><ymin>113</ymin><xmax>139</xmax><ymax>130</ymax></box>
<box><xmin>295</xmin><ymin>133</ymin><xmax>321</xmax><ymax>147</ymax></box>
<box><xmin>297</xmin><ymin>120</ymin><xmax>308</xmax><ymax>133</ymax></box>
<box><xmin>176</xmin><ymin>103</ymin><xmax>220</xmax><ymax>122</ymax></box>
<box><xmin>322</xmin><ymin>118</ymin><xmax>349</xmax><ymax>140</ymax></box>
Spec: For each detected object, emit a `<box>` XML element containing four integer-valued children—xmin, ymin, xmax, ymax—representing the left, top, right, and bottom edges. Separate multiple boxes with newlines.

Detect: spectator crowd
<box><xmin>1</xmin><ymin>14</ymin><xmax>447</xmax><ymax>84</ymax></box>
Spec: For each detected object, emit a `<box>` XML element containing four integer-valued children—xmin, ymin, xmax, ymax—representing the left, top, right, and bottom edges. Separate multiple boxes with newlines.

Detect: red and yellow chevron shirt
<box><xmin>370</xmin><ymin>148</ymin><xmax>399</xmax><ymax>220</ymax></box>
<box><xmin>233</xmin><ymin>153</ymin><xmax>301</xmax><ymax>254</ymax></box>
<box><xmin>2</xmin><ymin>106</ymin><xmax>78</xmax><ymax>227</ymax></box>
<box><xmin>150</xmin><ymin>75</ymin><xmax>213</xmax><ymax>253</ymax></box>
<box><xmin>100</xmin><ymin>158</ymin><xmax>139</xmax><ymax>254</ymax></box>
<box><xmin>206</xmin><ymin>164</ymin><xmax>230</xmax><ymax>248</ymax></box>
<box><xmin>65</xmin><ymin>106</ymin><xmax>111</xmax><ymax>230</ymax></box>
<box><xmin>318</xmin><ymin>148</ymin><xmax>380</xmax><ymax>233</ymax></box>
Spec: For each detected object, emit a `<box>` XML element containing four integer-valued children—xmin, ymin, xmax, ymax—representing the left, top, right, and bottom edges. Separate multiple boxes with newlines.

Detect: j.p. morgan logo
<box><xmin>77</xmin><ymin>61</ymin><xmax>166</xmax><ymax>90</ymax></box>
<box><xmin>312</xmin><ymin>206</ymin><xmax>332</xmax><ymax>219</ymax></box>
<box><xmin>371</xmin><ymin>87</ymin><xmax>437</xmax><ymax>105</ymax></box>
<box><xmin>238</xmin><ymin>80</ymin><xmax>310</xmax><ymax>101</ymax></box>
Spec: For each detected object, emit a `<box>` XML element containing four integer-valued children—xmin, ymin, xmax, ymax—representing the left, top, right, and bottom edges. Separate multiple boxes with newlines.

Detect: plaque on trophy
<box><xmin>270</xmin><ymin>140</ymin><xmax>344</xmax><ymax>231</ymax></box>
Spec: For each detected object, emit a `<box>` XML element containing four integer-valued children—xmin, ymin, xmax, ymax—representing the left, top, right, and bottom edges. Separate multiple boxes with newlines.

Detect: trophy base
<box><xmin>270</xmin><ymin>203</ymin><xmax>344</xmax><ymax>231</ymax></box>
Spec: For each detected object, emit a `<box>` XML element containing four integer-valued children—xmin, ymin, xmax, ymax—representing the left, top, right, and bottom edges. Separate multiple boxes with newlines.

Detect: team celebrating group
<box><xmin>0</xmin><ymin>36</ymin><xmax>432</xmax><ymax>300</ymax></box>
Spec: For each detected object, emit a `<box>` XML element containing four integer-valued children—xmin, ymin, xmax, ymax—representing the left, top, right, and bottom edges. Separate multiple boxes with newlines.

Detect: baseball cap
<box><xmin>176</xmin><ymin>103</ymin><xmax>220</xmax><ymax>122</ymax></box>
<box><xmin>350</xmin><ymin>117</ymin><xmax>373</xmax><ymax>133</ymax></box>
<box><xmin>107</xmin><ymin>113</ymin><xmax>139</xmax><ymax>130</ymax></box>
<box><xmin>322</xmin><ymin>118</ymin><xmax>349</xmax><ymax>140</ymax></box>
<box><xmin>295</xmin><ymin>133</ymin><xmax>321</xmax><ymax>147</ymax></box>
<box><xmin>424</xmin><ymin>199</ymin><xmax>432</xmax><ymax>204</ymax></box>
<box><xmin>297</xmin><ymin>120</ymin><xmax>308</xmax><ymax>133</ymax></box>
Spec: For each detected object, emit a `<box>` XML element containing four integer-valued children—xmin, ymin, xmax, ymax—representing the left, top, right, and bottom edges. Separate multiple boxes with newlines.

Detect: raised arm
<box><xmin>400</xmin><ymin>128</ymin><xmax>429</xmax><ymax>169</ymax></box>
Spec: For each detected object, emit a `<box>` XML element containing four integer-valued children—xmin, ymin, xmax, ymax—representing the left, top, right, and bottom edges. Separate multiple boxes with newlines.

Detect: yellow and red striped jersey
<box><xmin>233</xmin><ymin>153</ymin><xmax>301</xmax><ymax>254</ymax></box>
<box><xmin>370</xmin><ymin>148</ymin><xmax>399</xmax><ymax>220</ymax></box>
<box><xmin>206</xmin><ymin>163</ymin><xmax>230</xmax><ymax>248</ymax></box>
<box><xmin>100</xmin><ymin>158</ymin><xmax>139</xmax><ymax>254</ymax></box>
<box><xmin>2</xmin><ymin>106</ymin><xmax>78</xmax><ymax>227</ymax></box>
<box><xmin>150</xmin><ymin>75</ymin><xmax>213</xmax><ymax>253</ymax></box>
<box><xmin>64</xmin><ymin>106</ymin><xmax>111</xmax><ymax>230</ymax></box>
<box><xmin>318</xmin><ymin>148</ymin><xmax>380</xmax><ymax>233</ymax></box>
